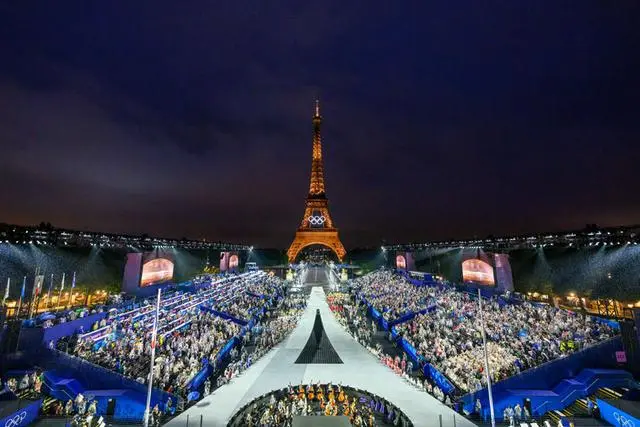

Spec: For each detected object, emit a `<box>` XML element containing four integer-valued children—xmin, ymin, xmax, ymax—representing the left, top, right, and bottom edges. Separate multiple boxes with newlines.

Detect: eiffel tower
<box><xmin>287</xmin><ymin>100</ymin><xmax>346</xmax><ymax>262</ymax></box>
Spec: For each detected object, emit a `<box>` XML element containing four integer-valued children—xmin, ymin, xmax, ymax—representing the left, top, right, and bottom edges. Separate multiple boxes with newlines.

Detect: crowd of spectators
<box><xmin>73</xmin><ymin>311</ymin><xmax>240</xmax><ymax>393</ymax></box>
<box><xmin>353</xmin><ymin>270</ymin><xmax>617</xmax><ymax>393</ymax></box>
<box><xmin>328</xmin><ymin>291</ymin><xmax>455</xmax><ymax>408</ymax></box>
<box><xmin>353</xmin><ymin>271</ymin><xmax>434</xmax><ymax>321</ymax></box>
<box><xmin>68</xmin><ymin>273</ymin><xmax>282</xmax><ymax>397</ymax></box>
<box><xmin>216</xmin><ymin>294</ymin><xmax>269</xmax><ymax>321</ymax></box>
<box><xmin>211</xmin><ymin>293</ymin><xmax>307</xmax><ymax>391</ymax></box>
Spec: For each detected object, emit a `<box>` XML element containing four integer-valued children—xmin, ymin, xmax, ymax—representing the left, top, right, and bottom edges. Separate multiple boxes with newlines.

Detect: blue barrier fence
<box><xmin>424</xmin><ymin>363</ymin><xmax>456</xmax><ymax>395</ymax></box>
<box><xmin>186</xmin><ymin>336</ymin><xmax>240</xmax><ymax>392</ymax></box>
<box><xmin>43</xmin><ymin>312</ymin><xmax>108</xmax><ymax>344</ymax></box>
<box><xmin>0</xmin><ymin>398</ymin><xmax>42</xmax><ymax>427</ymax></box>
<box><xmin>246</xmin><ymin>292</ymin><xmax>267</xmax><ymax>299</ymax></box>
<box><xmin>199</xmin><ymin>306</ymin><xmax>248</xmax><ymax>326</ymax></box>
<box><xmin>388</xmin><ymin>304</ymin><xmax>437</xmax><ymax>328</ymax></box>
<box><xmin>17</xmin><ymin>312</ymin><xmax>113</xmax><ymax>351</ymax></box>
<box><xmin>597</xmin><ymin>397</ymin><xmax>640</xmax><ymax>427</ymax></box>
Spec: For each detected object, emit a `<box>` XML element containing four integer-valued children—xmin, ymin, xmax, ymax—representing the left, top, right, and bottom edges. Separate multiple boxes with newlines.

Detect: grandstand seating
<box><xmin>4</xmin><ymin>271</ymin><xmax>281</xmax><ymax>422</ymax></box>
<box><xmin>351</xmin><ymin>269</ymin><xmax>637</xmax><ymax>423</ymax></box>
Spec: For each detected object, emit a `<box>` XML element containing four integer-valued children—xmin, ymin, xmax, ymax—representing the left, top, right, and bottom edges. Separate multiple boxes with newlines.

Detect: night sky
<box><xmin>1</xmin><ymin>2</ymin><xmax>639</xmax><ymax>248</ymax></box>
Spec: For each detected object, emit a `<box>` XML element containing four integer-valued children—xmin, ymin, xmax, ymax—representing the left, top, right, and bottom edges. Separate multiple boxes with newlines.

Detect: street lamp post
<box><xmin>143</xmin><ymin>288</ymin><xmax>162</xmax><ymax>427</ymax></box>
<box><xmin>478</xmin><ymin>289</ymin><xmax>496</xmax><ymax>427</ymax></box>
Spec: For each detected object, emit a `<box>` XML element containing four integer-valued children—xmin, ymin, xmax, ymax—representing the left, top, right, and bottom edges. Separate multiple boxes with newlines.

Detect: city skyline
<box><xmin>1</xmin><ymin>2</ymin><xmax>639</xmax><ymax>247</ymax></box>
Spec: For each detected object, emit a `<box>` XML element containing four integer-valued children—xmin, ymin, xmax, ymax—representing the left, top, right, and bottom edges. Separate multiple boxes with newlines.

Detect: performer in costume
<box><xmin>328</xmin><ymin>384</ymin><xmax>335</xmax><ymax>402</ymax></box>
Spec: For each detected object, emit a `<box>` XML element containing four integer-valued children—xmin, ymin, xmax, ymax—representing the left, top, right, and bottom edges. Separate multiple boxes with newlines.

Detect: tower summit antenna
<box><xmin>314</xmin><ymin>99</ymin><xmax>320</xmax><ymax>117</ymax></box>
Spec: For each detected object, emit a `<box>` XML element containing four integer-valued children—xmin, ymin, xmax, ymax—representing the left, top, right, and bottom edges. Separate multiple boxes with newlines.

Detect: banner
<box><xmin>597</xmin><ymin>398</ymin><xmax>640</xmax><ymax>427</ymax></box>
<box><xmin>0</xmin><ymin>399</ymin><xmax>42</xmax><ymax>427</ymax></box>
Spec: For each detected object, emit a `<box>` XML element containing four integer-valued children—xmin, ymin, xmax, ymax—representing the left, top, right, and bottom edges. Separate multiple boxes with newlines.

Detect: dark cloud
<box><xmin>0</xmin><ymin>1</ymin><xmax>639</xmax><ymax>247</ymax></box>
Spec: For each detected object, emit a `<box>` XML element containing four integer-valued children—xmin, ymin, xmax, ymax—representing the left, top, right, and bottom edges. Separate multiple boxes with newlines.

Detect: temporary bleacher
<box><xmin>357</xmin><ymin>270</ymin><xmax>638</xmax><ymax>424</ymax></box>
<box><xmin>6</xmin><ymin>271</ymin><xmax>273</xmax><ymax>423</ymax></box>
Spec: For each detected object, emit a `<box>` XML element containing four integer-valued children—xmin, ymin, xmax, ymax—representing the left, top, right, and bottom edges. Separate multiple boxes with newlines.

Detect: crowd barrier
<box><xmin>0</xmin><ymin>398</ymin><xmax>42</xmax><ymax>427</ymax></box>
<box><xmin>186</xmin><ymin>336</ymin><xmax>240</xmax><ymax>392</ymax></box>
<box><xmin>42</xmin><ymin>312</ymin><xmax>108</xmax><ymax>346</ymax></box>
<box><xmin>246</xmin><ymin>291</ymin><xmax>267</xmax><ymax>299</ymax></box>
<box><xmin>183</xmin><ymin>280</ymin><xmax>276</xmax><ymax>393</ymax></box>
<box><xmin>597</xmin><ymin>397</ymin><xmax>640</xmax><ymax>427</ymax></box>
<box><xmin>381</xmin><ymin>317</ymin><xmax>389</xmax><ymax>330</ymax></box>
<box><xmin>388</xmin><ymin>304</ymin><xmax>437</xmax><ymax>328</ymax></box>
<box><xmin>198</xmin><ymin>306</ymin><xmax>248</xmax><ymax>326</ymax></box>
<box><xmin>423</xmin><ymin>364</ymin><xmax>457</xmax><ymax>396</ymax></box>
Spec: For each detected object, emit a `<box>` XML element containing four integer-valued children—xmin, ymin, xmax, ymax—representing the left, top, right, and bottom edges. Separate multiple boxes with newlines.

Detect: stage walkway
<box><xmin>166</xmin><ymin>267</ymin><xmax>474</xmax><ymax>427</ymax></box>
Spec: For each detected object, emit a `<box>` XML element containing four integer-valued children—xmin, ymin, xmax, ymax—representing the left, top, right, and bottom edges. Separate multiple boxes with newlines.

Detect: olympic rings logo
<box><xmin>5</xmin><ymin>411</ymin><xmax>27</xmax><ymax>427</ymax></box>
<box><xmin>614</xmin><ymin>412</ymin><xmax>635</xmax><ymax>427</ymax></box>
<box><xmin>307</xmin><ymin>216</ymin><xmax>326</xmax><ymax>226</ymax></box>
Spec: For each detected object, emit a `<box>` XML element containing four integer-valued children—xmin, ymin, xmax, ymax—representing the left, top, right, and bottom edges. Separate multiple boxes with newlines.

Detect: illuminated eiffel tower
<box><xmin>287</xmin><ymin>100</ymin><xmax>346</xmax><ymax>262</ymax></box>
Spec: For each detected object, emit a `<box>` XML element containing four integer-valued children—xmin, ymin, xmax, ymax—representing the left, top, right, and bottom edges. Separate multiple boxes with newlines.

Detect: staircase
<box><xmin>542</xmin><ymin>387</ymin><xmax>628</xmax><ymax>425</ymax></box>
<box><xmin>40</xmin><ymin>396</ymin><xmax>59</xmax><ymax>414</ymax></box>
<box><xmin>594</xmin><ymin>386</ymin><xmax>624</xmax><ymax>400</ymax></box>
<box><xmin>41</xmin><ymin>372</ymin><xmax>84</xmax><ymax>402</ymax></box>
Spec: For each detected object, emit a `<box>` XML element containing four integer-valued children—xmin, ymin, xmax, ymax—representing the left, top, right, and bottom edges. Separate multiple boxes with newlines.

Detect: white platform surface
<box><xmin>166</xmin><ymin>273</ymin><xmax>475</xmax><ymax>427</ymax></box>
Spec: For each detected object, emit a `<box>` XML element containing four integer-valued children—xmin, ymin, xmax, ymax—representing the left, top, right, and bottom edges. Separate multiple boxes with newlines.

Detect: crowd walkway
<box><xmin>166</xmin><ymin>267</ymin><xmax>474</xmax><ymax>427</ymax></box>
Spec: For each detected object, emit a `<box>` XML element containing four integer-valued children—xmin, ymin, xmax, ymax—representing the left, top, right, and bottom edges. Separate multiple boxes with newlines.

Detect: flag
<box><xmin>3</xmin><ymin>278</ymin><xmax>9</xmax><ymax>302</ymax></box>
<box><xmin>33</xmin><ymin>275</ymin><xmax>45</xmax><ymax>297</ymax></box>
<box><xmin>71</xmin><ymin>271</ymin><xmax>76</xmax><ymax>289</ymax></box>
<box><xmin>20</xmin><ymin>276</ymin><xmax>26</xmax><ymax>299</ymax></box>
<box><xmin>60</xmin><ymin>272</ymin><xmax>66</xmax><ymax>291</ymax></box>
<box><xmin>47</xmin><ymin>274</ymin><xmax>54</xmax><ymax>301</ymax></box>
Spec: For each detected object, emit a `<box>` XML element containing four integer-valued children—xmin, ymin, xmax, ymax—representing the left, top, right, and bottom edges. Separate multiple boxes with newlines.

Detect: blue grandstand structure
<box><xmin>351</xmin><ymin>268</ymin><xmax>640</xmax><ymax>424</ymax></box>
<box><xmin>0</xmin><ymin>270</ymin><xmax>285</xmax><ymax>424</ymax></box>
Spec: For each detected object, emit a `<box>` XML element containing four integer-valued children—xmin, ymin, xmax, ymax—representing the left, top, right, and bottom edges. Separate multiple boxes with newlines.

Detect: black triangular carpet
<box><xmin>295</xmin><ymin>309</ymin><xmax>343</xmax><ymax>364</ymax></box>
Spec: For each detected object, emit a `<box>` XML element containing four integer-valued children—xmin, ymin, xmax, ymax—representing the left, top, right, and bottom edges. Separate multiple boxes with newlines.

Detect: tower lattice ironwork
<box><xmin>287</xmin><ymin>100</ymin><xmax>346</xmax><ymax>262</ymax></box>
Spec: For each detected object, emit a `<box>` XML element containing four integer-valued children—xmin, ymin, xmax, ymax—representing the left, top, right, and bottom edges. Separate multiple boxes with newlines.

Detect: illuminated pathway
<box><xmin>166</xmin><ymin>267</ymin><xmax>475</xmax><ymax>427</ymax></box>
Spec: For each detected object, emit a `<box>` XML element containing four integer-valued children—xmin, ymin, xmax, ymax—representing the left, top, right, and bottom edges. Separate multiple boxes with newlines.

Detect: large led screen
<box><xmin>140</xmin><ymin>258</ymin><xmax>174</xmax><ymax>287</ymax></box>
<box><xmin>494</xmin><ymin>253</ymin><xmax>514</xmax><ymax>292</ymax></box>
<box><xmin>396</xmin><ymin>254</ymin><xmax>407</xmax><ymax>270</ymax></box>
<box><xmin>229</xmin><ymin>254</ymin><xmax>239</xmax><ymax>270</ymax></box>
<box><xmin>462</xmin><ymin>259</ymin><xmax>495</xmax><ymax>285</ymax></box>
<box><xmin>220</xmin><ymin>252</ymin><xmax>230</xmax><ymax>272</ymax></box>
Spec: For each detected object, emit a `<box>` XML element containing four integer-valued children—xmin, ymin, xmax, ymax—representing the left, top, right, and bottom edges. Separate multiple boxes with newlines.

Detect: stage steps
<box><xmin>594</xmin><ymin>386</ymin><xmax>623</xmax><ymax>400</ymax></box>
<box><xmin>42</xmin><ymin>372</ymin><xmax>84</xmax><ymax>402</ymax></box>
<box><xmin>37</xmin><ymin>395</ymin><xmax>60</xmax><ymax>416</ymax></box>
<box><xmin>541</xmin><ymin>386</ymin><xmax>630</xmax><ymax>425</ymax></box>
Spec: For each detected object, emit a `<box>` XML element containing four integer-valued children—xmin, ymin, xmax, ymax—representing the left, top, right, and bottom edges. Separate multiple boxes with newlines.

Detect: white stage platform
<box><xmin>166</xmin><ymin>270</ymin><xmax>475</xmax><ymax>427</ymax></box>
